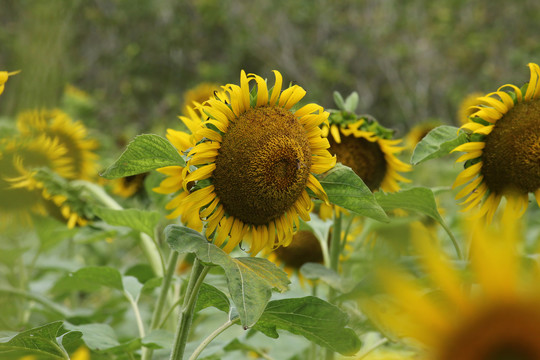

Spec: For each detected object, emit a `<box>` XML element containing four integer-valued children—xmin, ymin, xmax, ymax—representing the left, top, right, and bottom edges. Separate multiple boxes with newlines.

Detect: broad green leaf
<box><xmin>142</xmin><ymin>330</ymin><xmax>174</xmax><ymax>350</ymax></box>
<box><xmin>333</xmin><ymin>91</ymin><xmax>346</xmax><ymax>110</ymax></box>
<box><xmin>93</xmin><ymin>207</ymin><xmax>160</xmax><ymax>238</ymax></box>
<box><xmin>374</xmin><ymin>187</ymin><xmax>443</xmax><ymax>224</ymax></box>
<box><xmin>64</xmin><ymin>323</ymin><xmax>120</xmax><ymax>351</ymax></box>
<box><xmin>165</xmin><ymin>225</ymin><xmax>290</xmax><ymax>327</ymax></box>
<box><xmin>101</xmin><ymin>134</ymin><xmax>184</xmax><ymax>179</ymax></box>
<box><xmin>410</xmin><ymin>125</ymin><xmax>467</xmax><ymax>165</ymax></box>
<box><xmin>123</xmin><ymin>276</ymin><xmax>143</xmax><ymax>302</ymax></box>
<box><xmin>300</xmin><ymin>263</ymin><xmax>351</xmax><ymax>293</ymax></box>
<box><xmin>195</xmin><ymin>283</ymin><xmax>231</xmax><ymax>313</ymax></box>
<box><xmin>316</xmin><ymin>164</ymin><xmax>388</xmax><ymax>222</ymax></box>
<box><xmin>0</xmin><ymin>321</ymin><xmax>82</xmax><ymax>359</ymax></box>
<box><xmin>52</xmin><ymin>266</ymin><xmax>123</xmax><ymax>294</ymax></box>
<box><xmin>253</xmin><ymin>296</ymin><xmax>361</xmax><ymax>355</ymax></box>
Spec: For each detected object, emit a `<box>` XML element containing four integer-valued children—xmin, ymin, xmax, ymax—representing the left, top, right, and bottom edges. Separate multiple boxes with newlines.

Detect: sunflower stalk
<box><xmin>142</xmin><ymin>250</ymin><xmax>180</xmax><ymax>360</ymax></box>
<box><xmin>325</xmin><ymin>210</ymin><xmax>343</xmax><ymax>360</ymax></box>
<box><xmin>188</xmin><ymin>317</ymin><xmax>239</xmax><ymax>360</ymax></box>
<box><xmin>170</xmin><ymin>258</ymin><xmax>210</xmax><ymax>360</ymax></box>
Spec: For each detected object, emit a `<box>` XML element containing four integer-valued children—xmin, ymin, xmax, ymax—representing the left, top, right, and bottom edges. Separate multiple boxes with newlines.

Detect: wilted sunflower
<box><xmin>457</xmin><ymin>92</ymin><xmax>484</xmax><ymax>125</ymax></box>
<box><xmin>0</xmin><ymin>70</ymin><xmax>20</xmax><ymax>95</ymax></box>
<box><xmin>154</xmin><ymin>70</ymin><xmax>336</xmax><ymax>254</ymax></box>
<box><xmin>324</xmin><ymin>117</ymin><xmax>411</xmax><ymax>193</ymax></box>
<box><xmin>361</xmin><ymin>218</ymin><xmax>540</xmax><ymax>360</ymax></box>
<box><xmin>452</xmin><ymin>63</ymin><xmax>540</xmax><ymax>221</ymax></box>
<box><xmin>0</xmin><ymin>136</ymin><xmax>71</xmax><ymax>226</ymax></box>
<box><xmin>17</xmin><ymin>109</ymin><xmax>99</xmax><ymax>180</ymax></box>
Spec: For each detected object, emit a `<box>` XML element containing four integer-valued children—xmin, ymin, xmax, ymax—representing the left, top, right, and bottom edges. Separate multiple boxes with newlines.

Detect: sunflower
<box><xmin>457</xmin><ymin>92</ymin><xmax>484</xmax><ymax>125</ymax></box>
<box><xmin>154</xmin><ymin>70</ymin><xmax>336</xmax><ymax>254</ymax></box>
<box><xmin>267</xmin><ymin>230</ymin><xmax>324</xmax><ymax>278</ymax></box>
<box><xmin>323</xmin><ymin>117</ymin><xmax>411</xmax><ymax>193</ymax></box>
<box><xmin>0</xmin><ymin>70</ymin><xmax>20</xmax><ymax>95</ymax></box>
<box><xmin>405</xmin><ymin>120</ymin><xmax>442</xmax><ymax>150</ymax></box>
<box><xmin>0</xmin><ymin>136</ymin><xmax>71</xmax><ymax>226</ymax></box>
<box><xmin>452</xmin><ymin>63</ymin><xmax>540</xmax><ymax>222</ymax></box>
<box><xmin>181</xmin><ymin>82</ymin><xmax>222</xmax><ymax>115</ymax></box>
<box><xmin>17</xmin><ymin>109</ymin><xmax>99</xmax><ymax>180</ymax></box>
<box><xmin>111</xmin><ymin>173</ymin><xmax>148</xmax><ymax>198</ymax></box>
<box><xmin>361</xmin><ymin>217</ymin><xmax>540</xmax><ymax>360</ymax></box>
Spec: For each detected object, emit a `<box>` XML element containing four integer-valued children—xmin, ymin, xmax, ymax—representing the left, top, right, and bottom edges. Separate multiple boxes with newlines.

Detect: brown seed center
<box><xmin>213</xmin><ymin>106</ymin><xmax>311</xmax><ymax>225</ymax></box>
<box><xmin>481</xmin><ymin>99</ymin><xmax>540</xmax><ymax>195</ymax></box>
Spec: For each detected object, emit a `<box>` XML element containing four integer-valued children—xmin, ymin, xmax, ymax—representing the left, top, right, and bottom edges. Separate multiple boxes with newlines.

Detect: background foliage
<box><xmin>3</xmin><ymin>0</ymin><xmax>540</xmax><ymax>137</ymax></box>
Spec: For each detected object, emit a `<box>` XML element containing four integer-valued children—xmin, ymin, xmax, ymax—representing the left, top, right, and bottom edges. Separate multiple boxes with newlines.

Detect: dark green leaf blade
<box><xmin>101</xmin><ymin>134</ymin><xmax>184</xmax><ymax>179</ymax></box>
<box><xmin>317</xmin><ymin>164</ymin><xmax>388</xmax><ymax>222</ymax></box>
<box><xmin>0</xmin><ymin>321</ymin><xmax>82</xmax><ymax>359</ymax></box>
<box><xmin>93</xmin><ymin>207</ymin><xmax>161</xmax><ymax>238</ymax></box>
<box><xmin>410</xmin><ymin>125</ymin><xmax>467</xmax><ymax>165</ymax></box>
<box><xmin>195</xmin><ymin>283</ymin><xmax>231</xmax><ymax>313</ymax></box>
<box><xmin>253</xmin><ymin>296</ymin><xmax>361</xmax><ymax>355</ymax></box>
<box><xmin>165</xmin><ymin>225</ymin><xmax>290</xmax><ymax>327</ymax></box>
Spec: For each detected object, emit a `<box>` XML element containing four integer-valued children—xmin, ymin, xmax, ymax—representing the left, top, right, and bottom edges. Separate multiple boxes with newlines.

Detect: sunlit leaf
<box><xmin>410</xmin><ymin>125</ymin><xmax>467</xmax><ymax>165</ymax></box>
<box><xmin>101</xmin><ymin>134</ymin><xmax>184</xmax><ymax>179</ymax></box>
<box><xmin>316</xmin><ymin>164</ymin><xmax>388</xmax><ymax>222</ymax></box>
<box><xmin>165</xmin><ymin>225</ymin><xmax>290</xmax><ymax>327</ymax></box>
<box><xmin>0</xmin><ymin>321</ymin><xmax>82</xmax><ymax>359</ymax></box>
<box><xmin>253</xmin><ymin>296</ymin><xmax>361</xmax><ymax>355</ymax></box>
<box><xmin>93</xmin><ymin>207</ymin><xmax>161</xmax><ymax>238</ymax></box>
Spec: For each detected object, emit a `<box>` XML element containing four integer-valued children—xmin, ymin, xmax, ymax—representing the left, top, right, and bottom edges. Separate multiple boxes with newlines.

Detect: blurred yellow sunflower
<box><xmin>111</xmin><ymin>173</ymin><xmax>148</xmax><ymax>198</ymax></box>
<box><xmin>0</xmin><ymin>136</ymin><xmax>71</xmax><ymax>226</ymax></box>
<box><xmin>17</xmin><ymin>109</ymin><xmax>99</xmax><ymax>180</ymax></box>
<box><xmin>452</xmin><ymin>63</ymin><xmax>540</xmax><ymax>222</ymax></box>
<box><xmin>361</xmin><ymin>217</ymin><xmax>540</xmax><ymax>360</ymax></box>
<box><xmin>181</xmin><ymin>82</ymin><xmax>222</xmax><ymax>115</ymax></box>
<box><xmin>457</xmin><ymin>91</ymin><xmax>484</xmax><ymax>125</ymax></box>
<box><xmin>405</xmin><ymin>120</ymin><xmax>442</xmax><ymax>150</ymax></box>
<box><xmin>267</xmin><ymin>230</ymin><xmax>324</xmax><ymax>278</ymax></box>
<box><xmin>154</xmin><ymin>70</ymin><xmax>336</xmax><ymax>254</ymax></box>
<box><xmin>324</xmin><ymin>118</ymin><xmax>411</xmax><ymax>193</ymax></box>
<box><xmin>0</xmin><ymin>70</ymin><xmax>20</xmax><ymax>95</ymax></box>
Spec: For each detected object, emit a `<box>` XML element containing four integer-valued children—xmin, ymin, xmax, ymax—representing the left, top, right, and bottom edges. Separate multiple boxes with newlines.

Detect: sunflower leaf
<box><xmin>52</xmin><ymin>266</ymin><xmax>124</xmax><ymax>294</ymax></box>
<box><xmin>300</xmin><ymin>263</ymin><xmax>352</xmax><ymax>293</ymax></box>
<box><xmin>316</xmin><ymin>164</ymin><xmax>389</xmax><ymax>222</ymax></box>
<box><xmin>374</xmin><ymin>187</ymin><xmax>443</xmax><ymax>223</ymax></box>
<box><xmin>410</xmin><ymin>125</ymin><xmax>468</xmax><ymax>165</ymax></box>
<box><xmin>165</xmin><ymin>225</ymin><xmax>290</xmax><ymax>327</ymax></box>
<box><xmin>253</xmin><ymin>296</ymin><xmax>361</xmax><ymax>356</ymax></box>
<box><xmin>0</xmin><ymin>321</ymin><xmax>82</xmax><ymax>359</ymax></box>
<box><xmin>101</xmin><ymin>134</ymin><xmax>184</xmax><ymax>179</ymax></box>
<box><xmin>93</xmin><ymin>207</ymin><xmax>161</xmax><ymax>238</ymax></box>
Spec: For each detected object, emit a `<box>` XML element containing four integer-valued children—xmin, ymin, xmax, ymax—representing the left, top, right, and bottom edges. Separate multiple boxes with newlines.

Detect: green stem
<box><xmin>124</xmin><ymin>290</ymin><xmax>145</xmax><ymax>339</ymax></box>
<box><xmin>441</xmin><ymin>221</ymin><xmax>462</xmax><ymax>260</ymax></box>
<box><xmin>188</xmin><ymin>317</ymin><xmax>239</xmax><ymax>360</ymax></box>
<box><xmin>325</xmin><ymin>211</ymin><xmax>342</xmax><ymax>360</ymax></box>
<box><xmin>143</xmin><ymin>251</ymin><xmax>180</xmax><ymax>360</ymax></box>
<box><xmin>169</xmin><ymin>259</ymin><xmax>210</xmax><ymax>360</ymax></box>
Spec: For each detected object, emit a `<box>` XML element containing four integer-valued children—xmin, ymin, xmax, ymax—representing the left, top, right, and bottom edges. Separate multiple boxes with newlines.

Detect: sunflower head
<box><xmin>452</xmin><ymin>63</ymin><xmax>540</xmax><ymax>222</ymax></box>
<box><xmin>154</xmin><ymin>70</ymin><xmax>336</xmax><ymax>254</ymax></box>
<box><xmin>16</xmin><ymin>109</ymin><xmax>99</xmax><ymax>180</ymax></box>
<box><xmin>361</xmin><ymin>217</ymin><xmax>540</xmax><ymax>360</ymax></box>
<box><xmin>269</xmin><ymin>230</ymin><xmax>324</xmax><ymax>271</ymax></box>
<box><xmin>323</xmin><ymin>102</ymin><xmax>411</xmax><ymax>193</ymax></box>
